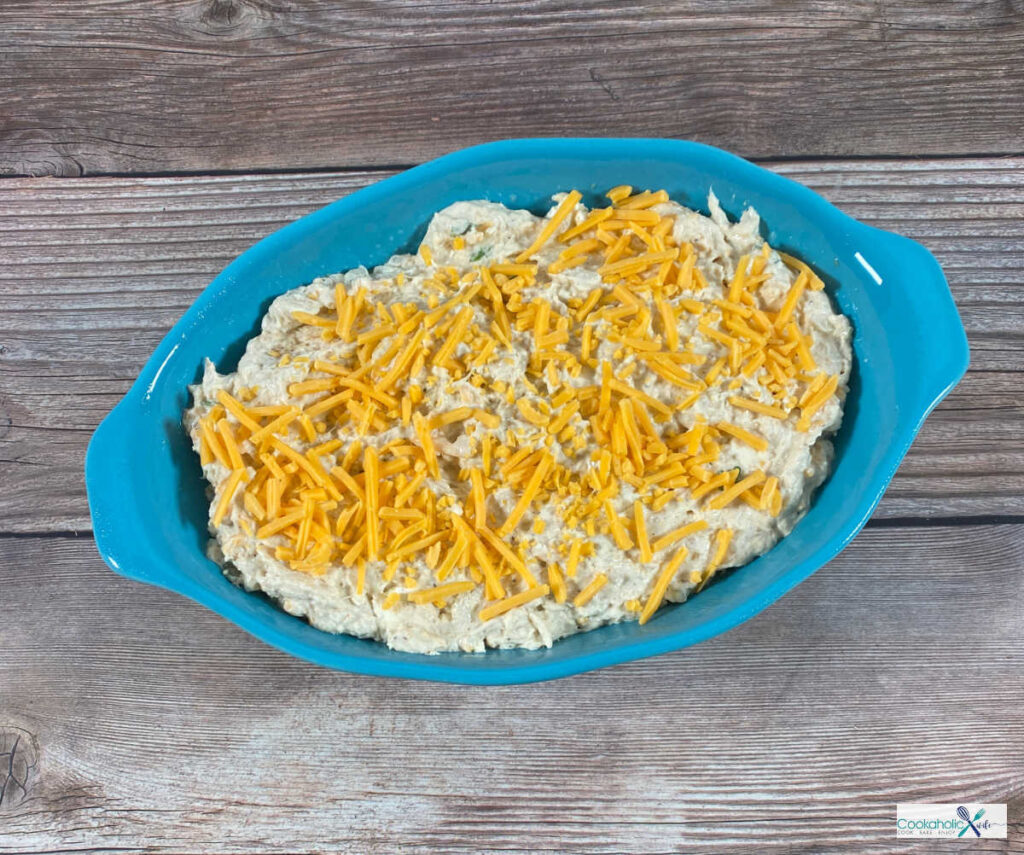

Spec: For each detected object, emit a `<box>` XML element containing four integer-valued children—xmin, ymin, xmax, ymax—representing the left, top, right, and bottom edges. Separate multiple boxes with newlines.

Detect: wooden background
<box><xmin>1</xmin><ymin>2</ymin><xmax>1022</xmax><ymax>852</ymax></box>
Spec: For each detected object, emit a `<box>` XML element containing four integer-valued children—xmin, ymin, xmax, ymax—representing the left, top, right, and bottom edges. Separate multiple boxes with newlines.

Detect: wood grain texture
<box><xmin>2</xmin><ymin>159</ymin><xmax>1021</xmax><ymax>532</ymax></box>
<box><xmin>2</xmin><ymin>0</ymin><xmax>1024</xmax><ymax>176</ymax></box>
<box><xmin>1</xmin><ymin>526</ymin><xmax>1022</xmax><ymax>853</ymax></box>
<box><xmin>5</xmin><ymin>5</ymin><xmax>1023</xmax><ymax>853</ymax></box>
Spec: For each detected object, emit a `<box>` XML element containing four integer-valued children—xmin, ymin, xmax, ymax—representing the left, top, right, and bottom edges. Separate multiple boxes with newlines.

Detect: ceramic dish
<box><xmin>85</xmin><ymin>138</ymin><xmax>968</xmax><ymax>684</ymax></box>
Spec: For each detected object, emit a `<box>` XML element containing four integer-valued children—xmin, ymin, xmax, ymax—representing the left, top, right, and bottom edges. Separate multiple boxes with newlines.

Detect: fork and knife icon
<box><xmin>957</xmin><ymin>806</ymin><xmax>986</xmax><ymax>837</ymax></box>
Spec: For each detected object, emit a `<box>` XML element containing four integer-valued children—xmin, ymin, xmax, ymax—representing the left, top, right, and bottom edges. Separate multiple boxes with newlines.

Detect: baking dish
<box><xmin>85</xmin><ymin>138</ymin><xmax>968</xmax><ymax>684</ymax></box>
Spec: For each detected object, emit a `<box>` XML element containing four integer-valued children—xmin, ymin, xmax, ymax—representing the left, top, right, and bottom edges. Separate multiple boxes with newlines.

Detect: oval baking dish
<box><xmin>85</xmin><ymin>139</ymin><xmax>968</xmax><ymax>684</ymax></box>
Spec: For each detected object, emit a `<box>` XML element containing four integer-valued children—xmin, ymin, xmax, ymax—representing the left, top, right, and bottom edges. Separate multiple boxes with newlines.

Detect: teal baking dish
<box><xmin>85</xmin><ymin>138</ymin><xmax>968</xmax><ymax>684</ymax></box>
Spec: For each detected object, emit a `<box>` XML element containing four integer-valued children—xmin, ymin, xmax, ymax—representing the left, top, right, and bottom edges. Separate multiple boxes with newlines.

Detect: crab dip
<box><xmin>185</xmin><ymin>185</ymin><xmax>853</xmax><ymax>654</ymax></box>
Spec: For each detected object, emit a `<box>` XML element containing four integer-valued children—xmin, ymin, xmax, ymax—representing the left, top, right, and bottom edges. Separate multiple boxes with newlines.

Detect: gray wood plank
<box><xmin>2</xmin><ymin>1</ymin><xmax>1023</xmax><ymax>176</ymax></box>
<box><xmin>1</xmin><ymin>160</ymin><xmax>1022</xmax><ymax>532</ymax></box>
<box><xmin>1</xmin><ymin>526</ymin><xmax>1022</xmax><ymax>853</ymax></box>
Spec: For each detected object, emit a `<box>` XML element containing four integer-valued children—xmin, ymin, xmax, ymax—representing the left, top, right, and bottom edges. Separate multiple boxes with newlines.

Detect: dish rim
<box><xmin>85</xmin><ymin>137</ymin><xmax>970</xmax><ymax>684</ymax></box>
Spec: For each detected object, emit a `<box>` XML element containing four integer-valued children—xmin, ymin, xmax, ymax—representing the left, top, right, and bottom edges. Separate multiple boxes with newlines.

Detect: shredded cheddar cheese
<box><xmin>715</xmin><ymin>421</ymin><xmax>769</xmax><ymax>452</ymax></box>
<box><xmin>408</xmin><ymin>580</ymin><xmax>475</xmax><ymax>604</ymax></box>
<box><xmin>639</xmin><ymin>544</ymin><xmax>689</xmax><ymax>625</ymax></box>
<box><xmin>516</xmin><ymin>191</ymin><xmax>582</xmax><ymax>263</ymax></box>
<box><xmin>708</xmin><ymin>470</ymin><xmax>766</xmax><ymax>510</ymax></box>
<box><xmin>651</xmin><ymin>519</ymin><xmax>707</xmax><ymax>554</ymax></box>
<box><xmin>479</xmin><ymin>584</ymin><xmax>550</xmax><ymax>622</ymax></box>
<box><xmin>573</xmin><ymin>573</ymin><xmax>608</xmax><ymax>607</ymax></box>
<box><xmin>188</xmin><ymin>185</ymin><xmax>848</xmax><ymax>649</ymax></box>
<box><xmin>213</xmin><ymin>470</ymin><xmax>245</xmax><ymax>526</ymax></box>
<box><xmin>729</xmin><ymin>396</ymin><xmax>789</xmax><ymax>420</ymax></box>
<box><xmin>548</xmin><ymin>563</ymin><xmax>568</xmax><ymax>603</ymax></box>
<box><xmin>697</xmin><ymin>529</ymin><xmax>734</xmax><ymax>591</ymax></box>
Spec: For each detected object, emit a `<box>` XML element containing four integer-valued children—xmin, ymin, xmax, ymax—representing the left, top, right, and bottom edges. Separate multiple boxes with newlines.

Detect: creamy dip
<box><xmin>185</xmin><ymin>186</ymin><xmax>852</xmax><ymax>654</ymax></box>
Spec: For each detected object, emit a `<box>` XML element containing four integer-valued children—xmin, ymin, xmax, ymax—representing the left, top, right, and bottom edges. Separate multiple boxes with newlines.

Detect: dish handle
<box><xmin>85</xmin><ymin>399</ymin><xmax>177</xmax><ymax>589</ymax></box>
<box><xmin>866</xmin><ymin>230</ymin><xmax>970</xmax><ymax>428</ymax></box>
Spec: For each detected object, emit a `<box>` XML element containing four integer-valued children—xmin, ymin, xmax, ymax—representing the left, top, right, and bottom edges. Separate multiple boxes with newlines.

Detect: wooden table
<box><xmin>2</xmin><ymin>3</ymin><xmax>1022</xmax><ymax>852</ymax></box>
